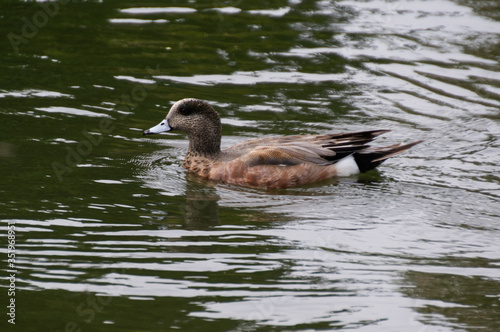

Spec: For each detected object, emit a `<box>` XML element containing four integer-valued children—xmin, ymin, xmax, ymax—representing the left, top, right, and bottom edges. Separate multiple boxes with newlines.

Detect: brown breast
<box><xmin>182</xmin><ymin>152</ymin><xmax>212</xmax><ymax>178</ymax></box>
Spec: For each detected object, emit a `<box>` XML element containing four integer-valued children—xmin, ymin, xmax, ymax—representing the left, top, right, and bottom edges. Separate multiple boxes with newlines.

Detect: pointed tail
<box><xmin>353</xmin><ymin>140</ymin><xmax>423</xmax><ymax>173</ymax></box>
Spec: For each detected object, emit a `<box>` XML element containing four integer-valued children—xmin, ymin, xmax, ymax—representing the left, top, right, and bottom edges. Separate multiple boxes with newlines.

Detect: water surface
<box><xmin>1</xmin><ymin>1</ymin><xmax>499</xmax><ymax>331</ymax></box>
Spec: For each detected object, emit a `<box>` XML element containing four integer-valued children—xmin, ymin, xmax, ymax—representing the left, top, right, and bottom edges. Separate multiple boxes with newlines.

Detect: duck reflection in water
<box><xmin>181</xmin><ymin>173</ymin><xmax>220</xmax><ymax>227</ymax></box>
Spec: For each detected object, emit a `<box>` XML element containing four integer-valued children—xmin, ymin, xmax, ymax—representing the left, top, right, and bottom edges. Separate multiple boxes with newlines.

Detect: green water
<box><xmin>1</xmin><ymin>1</ymin><xmax>500</xmax><ymax>331</ymax></box>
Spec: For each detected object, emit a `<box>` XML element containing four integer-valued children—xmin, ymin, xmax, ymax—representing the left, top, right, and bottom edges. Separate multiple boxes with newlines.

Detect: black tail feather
<box><xmin>353</xmin><ymin>140</ymin><xmax>423</xmax><ymax>173</ymax></box>
<box><xmin>321</xmin><ymin>130</ymin><xmax>392</xmax><ymax>163</ymax></box>
<box><xmin>325</xmin><ymin>129</ymin><xmax>391</xmax><ymax>141</ymax></box>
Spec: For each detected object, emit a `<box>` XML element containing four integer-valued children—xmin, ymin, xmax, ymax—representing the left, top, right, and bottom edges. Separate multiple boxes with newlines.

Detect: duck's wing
<box><xmin>223</xmin><ymin>130</ymin><xmax>390</xmax><ymax>166</ymax></box>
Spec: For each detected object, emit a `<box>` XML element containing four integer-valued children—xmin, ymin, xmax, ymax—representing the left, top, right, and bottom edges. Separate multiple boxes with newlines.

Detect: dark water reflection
<box><xmin>1</xmin><ymin>0</ymin><xmax>500</xmax><ymax>331</ymax></box>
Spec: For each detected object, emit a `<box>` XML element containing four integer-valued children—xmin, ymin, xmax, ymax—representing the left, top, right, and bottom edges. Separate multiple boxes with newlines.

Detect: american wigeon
<box><xmin>144</xmin><ymin>98</ymin><xmax>422</xmax><ymax>188</ymax></box>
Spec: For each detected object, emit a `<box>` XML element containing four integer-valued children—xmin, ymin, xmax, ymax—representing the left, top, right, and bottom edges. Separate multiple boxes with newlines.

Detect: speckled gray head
<box><xmin>142</xmin><ymin>98</ymin><xmax>222</xmax><ymax>155</ymax></box>
<box><xmin>143</xmin><ymin>98</ymin><xmax>220</xmax><ymax>137</ymax></box>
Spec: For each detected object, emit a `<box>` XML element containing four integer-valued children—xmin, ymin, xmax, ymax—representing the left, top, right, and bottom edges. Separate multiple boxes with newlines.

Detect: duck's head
<box><xmin>143</xmin><ymin>98</ymin><xmax>222</xmax><ymax>155</ymax></box>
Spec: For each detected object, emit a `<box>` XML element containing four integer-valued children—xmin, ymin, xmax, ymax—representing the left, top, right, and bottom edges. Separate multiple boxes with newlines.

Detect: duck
<box><xmin>143</xmin><ymin>98</ymin><xmax>422</xmax><ymax>189</ymax></box>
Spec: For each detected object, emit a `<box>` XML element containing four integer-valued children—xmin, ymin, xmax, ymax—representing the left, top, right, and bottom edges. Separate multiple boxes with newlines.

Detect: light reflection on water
<box><xmin>1</xmin><ymin>0</ymin><xmax>500</xmax><ymax>331</ymax></box>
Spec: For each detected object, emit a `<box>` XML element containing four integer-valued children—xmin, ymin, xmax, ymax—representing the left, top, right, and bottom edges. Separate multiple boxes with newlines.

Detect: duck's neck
<box><xmin>187</xmin><ymin>131</ymin><xmax>221</xmax><ymax>158</ymax></box>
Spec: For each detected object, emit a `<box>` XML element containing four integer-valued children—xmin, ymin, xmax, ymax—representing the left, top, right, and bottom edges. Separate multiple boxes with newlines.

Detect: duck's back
<box><xmin>201</xmin><ymin>130</ymin><xmax>396</xmax><ymax>188</ymax></box>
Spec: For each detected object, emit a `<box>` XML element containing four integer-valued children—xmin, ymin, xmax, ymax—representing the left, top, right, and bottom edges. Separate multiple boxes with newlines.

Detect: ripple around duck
<box><xmin>35</xmin><ymin>106</ymin><xmax>113</xmax><ymax>118</ymax></box>
<box><xmin>119</xmin><ymin>7</ymin><xmax>197</xmax><ymax>15</ymax></box>
<box><xmin>0</xmin><ymin>89</ymin><xmax>73</xmax><ymax>98</ymax></box>
<box><xmin>155</xmin><ymin>71</ymin><xmax>349</xmax><ymax>86</ymax></box>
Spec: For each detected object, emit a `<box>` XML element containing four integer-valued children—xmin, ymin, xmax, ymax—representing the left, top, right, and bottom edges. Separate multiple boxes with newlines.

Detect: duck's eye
<box><xmin>178</xmin><ymin>106</ymin><xmax>192</xmax><ymax>116</ymax></box>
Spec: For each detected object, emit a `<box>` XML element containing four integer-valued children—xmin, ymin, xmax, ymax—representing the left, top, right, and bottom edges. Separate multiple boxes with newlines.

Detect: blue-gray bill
<box><xmin>143</xmin><ymin>119</ymin><xmax>171</xmax><ymax>136</ymax></box>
